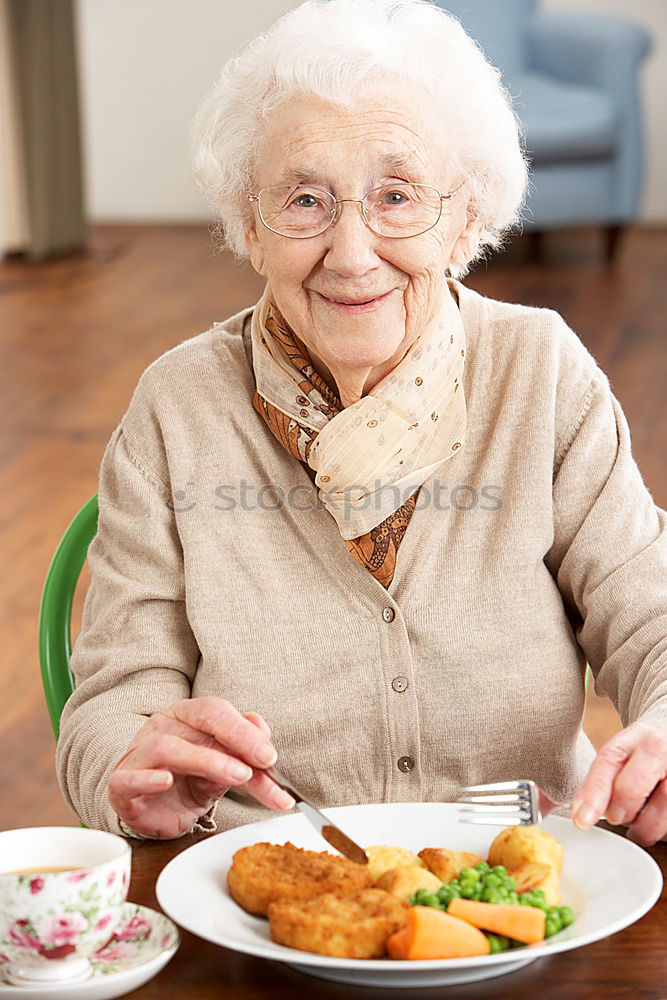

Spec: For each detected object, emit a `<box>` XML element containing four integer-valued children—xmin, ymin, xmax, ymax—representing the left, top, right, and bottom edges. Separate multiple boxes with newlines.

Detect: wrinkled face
<box><xmin>244</xmin><ymin>77</ymin><xmax>481</xmax><ymax>393</ymax></box>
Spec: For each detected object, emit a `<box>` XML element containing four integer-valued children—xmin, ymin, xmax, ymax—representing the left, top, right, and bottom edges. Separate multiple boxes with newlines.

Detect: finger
<box><xmin>571</xmin><ymin>727</ymin><xmax>645</xmax><ymax>828</ymax></box>
<box><xmin>108</xmin><ymin>768</ymin><xmax>174</xmax><ymax>805</ymax></box>
<box><xmin>114</xmin><ymin>794</ymin><xmax>149</xmax><ymax>825</ymax></box>
<box><xmin>243</xmin><ymin>711</ymin><xmax>272</xmax><ymax>738</ymax></box>
<box><xmin>185</xmin><ymin>776</ymin><xmax>231</xmax><ymax>809</ymax></box>
<box><xmin>627</xmin><ymin>780</ymin><xmax>667</xmax><ymax>847</ymax></box>
<box><xmin>172</xmin><ymin>698</ymin><xmax>277</xmax><ymax>769</ymax></box>
<box><xmin>126</xmin><ymin>733</ymin><xmax>255</xmax><ymax>788</ymax></box>
<box><xmin>238</xmin><ymin>768</ymin><xmax>296</xmax><ymax>812</ymax></box>
<box><xmin>603</xmin><ymin>744</ymin><xmax>667</xmax><ymax>827</ymax></box>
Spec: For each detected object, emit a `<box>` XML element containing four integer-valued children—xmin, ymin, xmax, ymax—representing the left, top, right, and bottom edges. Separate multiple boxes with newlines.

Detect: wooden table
<box><xmin>126</xmin><ymin>827</ymin><xmax>666</xmax><ymax>1000</ymax></box>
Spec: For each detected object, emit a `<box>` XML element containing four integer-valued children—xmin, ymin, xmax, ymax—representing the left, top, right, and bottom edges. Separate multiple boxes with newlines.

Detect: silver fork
<box><xmin>456</xmin><ymin>780</ymin><xmax>570</xmax><ymax>826</ymax></box>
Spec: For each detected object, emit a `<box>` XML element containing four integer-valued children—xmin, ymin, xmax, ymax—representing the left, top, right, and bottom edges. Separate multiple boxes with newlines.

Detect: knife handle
<box><xmin>264</xmin><ymin>765</ymin><xmax>303</xmax><ymax>804</ymax></box>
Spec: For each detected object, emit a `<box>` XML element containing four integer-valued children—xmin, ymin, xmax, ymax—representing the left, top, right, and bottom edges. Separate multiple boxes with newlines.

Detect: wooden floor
<box><xmin>1</xmin><ymin>223</ymin><xmax>665</xmax><ymax>830</ymax></box>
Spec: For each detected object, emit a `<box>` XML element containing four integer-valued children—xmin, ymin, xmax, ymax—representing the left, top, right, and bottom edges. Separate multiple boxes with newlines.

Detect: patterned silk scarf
<box><xmin>243</xmin><ymin>282</ymin><xmax>467</xmax><ymax>589</ymax></box>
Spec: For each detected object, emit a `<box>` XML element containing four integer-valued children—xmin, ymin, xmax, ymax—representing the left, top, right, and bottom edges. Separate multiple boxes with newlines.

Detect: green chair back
<box><xmin>38</xmin><ymin>494</ymin><xmax>99</xmax><ymax>739</ymax></box>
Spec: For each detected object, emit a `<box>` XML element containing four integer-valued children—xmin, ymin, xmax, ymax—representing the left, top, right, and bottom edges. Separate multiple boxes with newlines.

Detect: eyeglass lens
<box><xmin>258</xmin><ymin>183</ymin><xmax>443</xmax><ymax>237</ymax></box>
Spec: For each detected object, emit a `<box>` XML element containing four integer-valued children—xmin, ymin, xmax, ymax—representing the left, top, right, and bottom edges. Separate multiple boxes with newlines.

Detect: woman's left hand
<box><xmin>571</xmin><ymin>721</ymin><xmax>667</xmax><ymax>846</ymax></box>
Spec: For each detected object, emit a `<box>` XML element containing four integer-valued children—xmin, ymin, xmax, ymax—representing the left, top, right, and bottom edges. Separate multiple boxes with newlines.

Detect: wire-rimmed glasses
<box><xmin>247</xmin><ymin>180</ymin><xmax>465</xmax><ymax>240</ymax></box>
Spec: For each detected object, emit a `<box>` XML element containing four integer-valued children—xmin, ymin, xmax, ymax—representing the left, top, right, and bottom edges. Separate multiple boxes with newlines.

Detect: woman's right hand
<box><xmin>107</xmin><ymin>697</ymin><xmax>295</xmax><ymax>839</ymax></box>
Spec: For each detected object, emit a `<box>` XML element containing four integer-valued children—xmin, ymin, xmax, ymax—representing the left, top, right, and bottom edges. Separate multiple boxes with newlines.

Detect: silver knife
<box><xmin>265</xmin><ymin>765</ymin><xmax>368</xmax><ymax>865</ymax></box>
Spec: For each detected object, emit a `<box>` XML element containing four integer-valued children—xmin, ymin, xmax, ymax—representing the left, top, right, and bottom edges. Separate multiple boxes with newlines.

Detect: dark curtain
<box><xmin>7</xmin><ymin>0</ymin><xmax>85</xmax><ymax>258</ymax></box>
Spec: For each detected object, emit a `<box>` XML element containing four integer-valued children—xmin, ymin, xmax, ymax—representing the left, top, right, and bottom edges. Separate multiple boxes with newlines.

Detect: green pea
<box><xmin>491</xmin><ymin>865</ymin><xmax>508</xmax><ymax>876</ymax></box>
<box><xmin>487</xmin><ymin>934</ymin><xmax>510</xmax><ymax>953</ymax></box>
<box><xmin>420</xmin><ymin>893</ymin><xmax>441</xmax><ymax>908</ymax></box>
<box><xmin>475</xmin><ymin>861</ymin><xmax>491</xmax><ymax>873</ymax></box>
<box><xmin>545</xmin><ymin>910</ymin><xmax>563</xmax><ymax>937</ymax></box>
<box><xmin>459</xmin><ymin>867</ymin><xmax>480</xmax><ymax>882</ymax></box>
<box><xmin>487</xmin><ymin>934</ymin><xmax>502</xmax><ymax>954</ymax></box>
<box><xmin>559</xmin><ymin>906</ymin><xmax>575</xmax><ymax>928</ymax></box>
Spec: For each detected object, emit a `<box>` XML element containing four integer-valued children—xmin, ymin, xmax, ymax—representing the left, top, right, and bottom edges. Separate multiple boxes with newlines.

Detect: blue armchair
<box><xmin>435</xmin><ymin>0</ymin><xmax>652</xmax><ymax>260</ymax></box>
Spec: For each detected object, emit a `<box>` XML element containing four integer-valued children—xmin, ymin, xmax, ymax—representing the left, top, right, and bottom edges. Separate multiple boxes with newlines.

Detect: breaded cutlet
<box><xmin>227</xmin><ymin>841</ymin><xmax>373</xmax><ymax>916</ymax></box>
<box><xmin>268</xmin><ymin>888</ymin><xmax>410</xmax><ymax>958</ymax></box>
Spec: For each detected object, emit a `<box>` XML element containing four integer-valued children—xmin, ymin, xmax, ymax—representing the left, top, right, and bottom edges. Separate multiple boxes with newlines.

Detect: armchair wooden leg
<box><xmin>528</xmin><ymin>230</ymin><xmax>545</xmax><ymax>262</ymax></box>
<box><xmin>605</xmin><ymin>225</ymin><xmax>625</xmax><ymax>265</ymax></box>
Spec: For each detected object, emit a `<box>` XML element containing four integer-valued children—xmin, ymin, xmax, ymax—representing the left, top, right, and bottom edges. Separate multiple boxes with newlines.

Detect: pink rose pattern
<box><xmin>1</xmin><ymin>908</ymin><xmax>176</xmax><ymax>980</ymax></box>
<box><xmin>1</xmin><ymin>866</ymin><xmax>129</xmax><ymax>966</ymax></box>
<box><xmin>36</xmin><ymin>913</ymin><xmax>87</xmax><ymax>947</ymax></box>
<box><xmin>66</xmin><ymin>871</ymin><xmax>92</xmax><ymax>883</ymax></box>
<box><xmin>93</xmin><ymin>911</ymin><xmax>152</xmax><ymax>964</ymax></box>
<box><xmin>6</xmin><ymin>920</ymin><xmax>79</xmax><ymax>960</ymax></box>
<box><xmin>8</xmin><ymin>921</ymin><xmax>40</xmax><ymax>951</ymax></box>
<box><xmin>93</xmin><ymin>941</ymin><xmax>132</xmax><ymax>963</ymax></box>
<box><xmin>116</xmin><ymin>914</ymin><xmax>150</xmax><ymax>943</ymax></box>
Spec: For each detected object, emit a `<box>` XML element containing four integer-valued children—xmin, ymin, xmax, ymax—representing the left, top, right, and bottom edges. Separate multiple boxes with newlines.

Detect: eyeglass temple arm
<box><xmin>440</xmin><ymin>179</ymin><xmax>466</xmax><ymax>201</ymax></box>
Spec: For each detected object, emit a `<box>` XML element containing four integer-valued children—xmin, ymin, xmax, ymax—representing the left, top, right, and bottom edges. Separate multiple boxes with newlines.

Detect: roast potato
<box><xmin>365</xmin><ymin>846</ymin><xmax>427</xmax><ymax>883</ymax></box>
<box><xmin>509</xmin><ymin>861</ymin><xmax>561</xmax><ymax>906</ymax></box>
<box><xmin>374</xmin><ymin>864</ymin><xmax>443</xmax><ymax>901</ymax></box>
<box><xmin>487</xmin><ymin>826</ymin><xmax>563</xmax><ymax>874</ymax></box>
<box><xmin>418</xmin><ymin>848</ymin><xmax>484</xmax><ymax>882</ymax></box>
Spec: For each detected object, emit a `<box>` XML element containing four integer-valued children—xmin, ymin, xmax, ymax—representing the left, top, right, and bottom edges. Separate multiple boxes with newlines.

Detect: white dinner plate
<box><xmin>155</xmin><ymin>802</ymin><xmax>662</xmax><ymax>988</ymax></box>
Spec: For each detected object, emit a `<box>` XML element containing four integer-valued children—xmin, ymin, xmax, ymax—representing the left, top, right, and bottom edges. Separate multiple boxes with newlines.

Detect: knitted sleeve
<box><xmin>545</xmin><ymin>369</ymin><xmax>667</xmax><ymax>731</ymax></box>
<box><xmin>55</xmin><ymin>423</ymin><xmax>205</xmax><ymax>835</ymax></box>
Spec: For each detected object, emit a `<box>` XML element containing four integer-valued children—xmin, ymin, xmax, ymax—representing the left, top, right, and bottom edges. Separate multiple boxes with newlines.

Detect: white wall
<box><xmin>75</xmin><ymin>0</ymin><xmax>667</xmax><ymax>223</ymax></box>
<box><xmin>74</xmin><ymin>0</ymin><xmax>295</xmax><ymax>221</ymax></box>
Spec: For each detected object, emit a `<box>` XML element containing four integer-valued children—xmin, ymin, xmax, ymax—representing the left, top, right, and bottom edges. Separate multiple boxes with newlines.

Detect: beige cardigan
<box><xmin>56</xmin><ymin>280</ymin><xmax>667</xmax><ymax>836</ymax></box>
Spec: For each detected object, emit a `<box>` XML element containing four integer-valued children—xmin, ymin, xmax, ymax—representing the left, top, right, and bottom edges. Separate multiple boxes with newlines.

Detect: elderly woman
<box><xmin>57</xmin><ymin>0</ymin><xmax>667</xmax><ymax>847</ymax></box>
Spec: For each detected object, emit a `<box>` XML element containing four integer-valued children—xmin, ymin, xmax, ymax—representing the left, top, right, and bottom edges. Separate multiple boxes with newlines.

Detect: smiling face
<box><xmin>244</xmin><ymin>77</ymin><xmax>481</xmax><ymax>407</ymax></box>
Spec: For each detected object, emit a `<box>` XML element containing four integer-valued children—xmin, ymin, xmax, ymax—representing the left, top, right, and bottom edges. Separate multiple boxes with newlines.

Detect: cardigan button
<box><xmin>392</xmin><ymin>676</ymin><xmax>408</xmax><ymax>693</ymax></box>
<box><xmin>382</xmin><ymin>607</ymin><xmax>395</xmax><ymax>623</ymax></box>
<box><xmin>397</xmin><ymin>756</ymin><xmax>415</xmax><ymax>773</ymax></box>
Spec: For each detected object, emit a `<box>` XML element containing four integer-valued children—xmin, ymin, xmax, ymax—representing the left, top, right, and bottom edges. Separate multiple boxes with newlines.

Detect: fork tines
<box><xmin>456</xmin><ymin>779</ymin><xmax>538</xmax><ymax>827</ymax></box>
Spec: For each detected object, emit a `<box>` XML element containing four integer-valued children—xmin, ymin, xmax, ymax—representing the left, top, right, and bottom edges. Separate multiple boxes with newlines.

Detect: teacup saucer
<box><xmin>0</xmin><ymin>903</ymin><xmax>179</xmax><ymax>1000</ymax></box>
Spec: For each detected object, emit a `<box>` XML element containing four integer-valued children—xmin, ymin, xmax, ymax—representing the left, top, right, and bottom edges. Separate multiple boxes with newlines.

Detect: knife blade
<box><xmin>265</xmin><ymin>765</ymin><xmax>368</xmax><ymax>865</ymax></box>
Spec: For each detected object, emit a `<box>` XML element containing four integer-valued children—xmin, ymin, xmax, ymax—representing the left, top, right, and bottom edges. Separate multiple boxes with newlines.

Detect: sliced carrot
<box><xmin>386</xmin><ymin>925</ymin><xmax>412</xmax><ymax>958</ymax></box>
<box><xmin>447</xmin><ymin>899</ymin><xmax>546</xmax><ymax>945</ymax></box>
<box><xmin>386</xmin><ymin>906</ymin><xmax>491</xmax><ymax>960</ymax></box>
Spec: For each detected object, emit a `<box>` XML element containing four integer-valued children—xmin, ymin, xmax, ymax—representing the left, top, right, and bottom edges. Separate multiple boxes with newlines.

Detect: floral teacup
<box><xmin>0</xmin><ymin>826</ymin><xmax>131</xmax><ymax>986</ymax></box>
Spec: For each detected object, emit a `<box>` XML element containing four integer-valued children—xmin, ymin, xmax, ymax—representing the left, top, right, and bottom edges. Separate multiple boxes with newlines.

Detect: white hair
<box><xmin>190</xmin><ymin>0</ymin><xmax>528</xmax><ymax>276</ymax></box>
